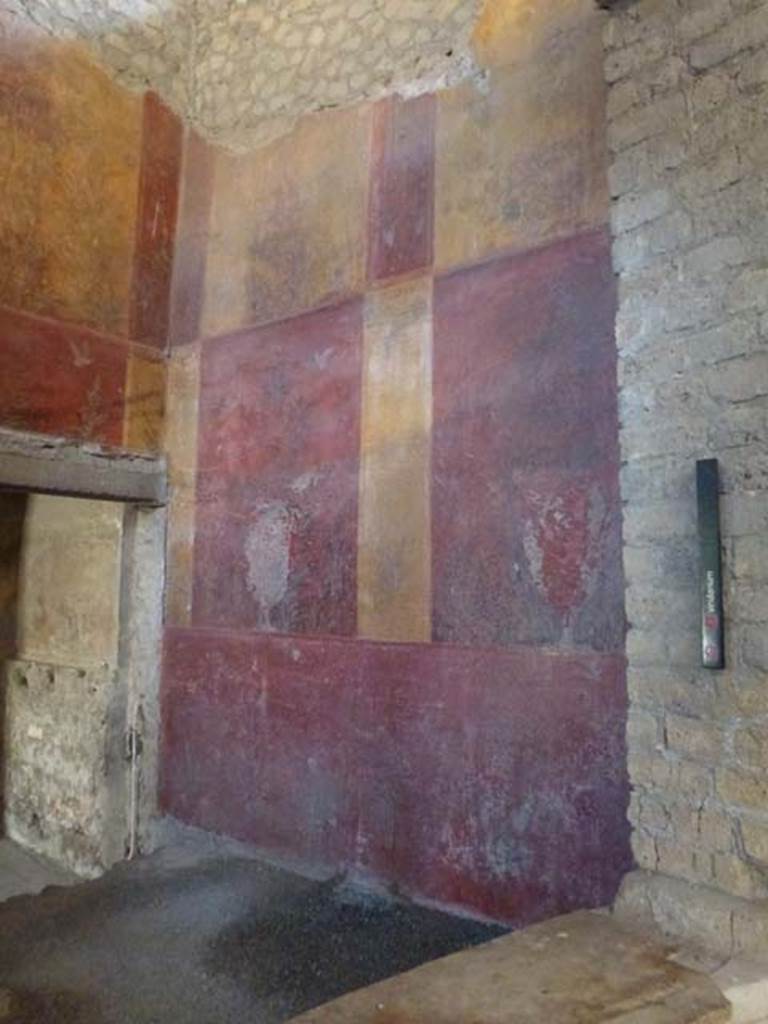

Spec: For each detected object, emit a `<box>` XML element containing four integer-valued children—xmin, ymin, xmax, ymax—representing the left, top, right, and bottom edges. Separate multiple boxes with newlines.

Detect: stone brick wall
<box><xmin>605</xmin><ymin>0</ymin><xmax>768</xmax><ymax>902</ymax></box>
<box><xmin>4</xmin><ymin>496</ymin><xmax>125</xmax><ymax>876</ymax></box>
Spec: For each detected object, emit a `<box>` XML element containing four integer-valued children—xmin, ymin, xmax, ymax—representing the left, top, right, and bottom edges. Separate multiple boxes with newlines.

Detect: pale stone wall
<box><xmin>11</xmin><ymin>0</ymin><xmax>482</xmax><ymax>150</ymax></box>
<box><xmin>16</xmin><ymin>496</ymin><xmax>123</xmax><ymax>666</ymax></box>
<box><xmin>3</xmin><ymin>496</ymin><xmax>125</xmax><ymax>876</ymax></box>
<box><xmin>605</xmin><ymin>0</ymin><xmax>768</xmax><ymax>904</ymax></box>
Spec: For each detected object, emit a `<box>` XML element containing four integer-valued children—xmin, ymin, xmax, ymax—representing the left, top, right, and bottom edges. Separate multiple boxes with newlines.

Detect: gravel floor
<box><xmin>0</xmin><ymin>840</ymin><xmax>505</xmax><ymax>1023</ymax></box>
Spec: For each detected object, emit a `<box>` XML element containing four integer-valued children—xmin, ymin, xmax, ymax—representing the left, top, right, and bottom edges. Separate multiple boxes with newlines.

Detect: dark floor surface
<box><xmin>0</xmin><ymin>843</ymin><xmax>506</xmax><ymax>1024</ymax></box>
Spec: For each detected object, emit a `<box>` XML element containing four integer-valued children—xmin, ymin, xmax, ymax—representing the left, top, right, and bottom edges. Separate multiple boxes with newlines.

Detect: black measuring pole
<box><xmin>696</xmin><ymin>459</ymin><xmax>725</xmax><ymax>670</ymax></box>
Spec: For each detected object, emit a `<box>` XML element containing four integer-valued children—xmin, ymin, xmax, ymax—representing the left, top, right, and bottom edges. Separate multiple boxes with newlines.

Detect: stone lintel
<box><xmin>0</xmin><ymin>428</ymin><xmax>167</xmax><ymax>507</ymax></box>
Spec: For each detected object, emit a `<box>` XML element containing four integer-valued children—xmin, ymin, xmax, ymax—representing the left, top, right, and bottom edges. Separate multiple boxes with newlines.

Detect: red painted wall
<box><xmin>432</xmin><ymin>231</ymin><xmax>624</xmax><ymax>652</ymax></box>
<box><xmin>161</xmin><ymin>4</ymin><xmax>632</xmax><ymax>926</ymax></box>
<box><xmin>163</xmin><ymin>629</ymin><xmax>628</xmax><ymax>924</ymax></box>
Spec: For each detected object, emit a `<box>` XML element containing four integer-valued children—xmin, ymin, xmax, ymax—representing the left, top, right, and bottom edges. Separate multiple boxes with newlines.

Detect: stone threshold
<box><xmin>616</xmin><ymin>870</ymin><xmax>768</xmax><ymax>1024</ymax></box>
<box><xmin>289</xmin><ymin>908</ymin><xmax>734</xmax><ymax>1023</ymax></box>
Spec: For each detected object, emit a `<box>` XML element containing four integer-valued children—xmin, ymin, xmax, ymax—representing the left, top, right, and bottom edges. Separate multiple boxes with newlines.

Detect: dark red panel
<box><xmin>367</xmin><ymin>94</ymin><xmax>436</xmax><ymax>283</ymax></box>
<box><xmin>161</xmin><ymin>627</ymin><xmax>631</xmax><ymax>925</ymax></box>
<box><xmin>130</xmin><ymin>92</ymin><xmax>183</xmax><ymax>350</ymax></box>
<box><xmin>169</xmin><ymin>129</ymin><xmax>215</xmax><ymax>348</ymax></box>
<box><xmin>192</xmin><ymin>300</ymin><xmax>363</xmax><ymax>635</ymax></box>
<box><xmin>0</xmin><ymin>305</ymin><xmax>126</xmax><ymax>444</ymax></box>
<box><xmin>432</xmin><ymin>229</ymin><xmax>625</xmax><ymax>652</ymax></box>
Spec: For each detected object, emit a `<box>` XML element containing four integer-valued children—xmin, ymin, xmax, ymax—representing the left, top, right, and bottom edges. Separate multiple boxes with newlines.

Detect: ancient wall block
<box><xmin>3</xmin><ymin>658</ymin><xmax>119</xmax><ymax>876</ymax></box>
<box><xmin>16</xmin><ymin>495</ymin><xmax>124</xmax><ymax>666</ymax></box>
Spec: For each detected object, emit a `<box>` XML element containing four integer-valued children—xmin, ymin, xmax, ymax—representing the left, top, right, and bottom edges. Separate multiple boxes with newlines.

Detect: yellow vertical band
<box><xmin>358</xmin><ymin>276</ymin><xmax>433</xmax><ymax>643</ymax></box>
<box><xmin>123</xmin><ymin>351</ymin><xmax>166</xmax><ymax>454</ymax></box>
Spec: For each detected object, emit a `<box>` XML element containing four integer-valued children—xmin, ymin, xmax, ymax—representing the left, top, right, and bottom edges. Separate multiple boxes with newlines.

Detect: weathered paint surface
<box><xmin>123</xmin><ymin>351</ymin><xmax>166</xmax><ymax>453</ymax></box>
<box><xmin>0</xmin><ymin>12</ymin><xmax>181</xmax><ymax>451</ymax></box>
<box><xmin>0</xmin><ymin>306</ymin><xmax>127</xmax><ymax>446</ymax></box>
<box><xmin>367</xmin><ymin>95</ymin><xmax>436</xmax><ymax>284</ymax></box>
<box><xmin>0</xmin><ymin>493</ymin><xmax>25</xmax><ymax>658</ymax></box>
<box><xmin>471</xmin><ymin>0</ymin><xmax>596</xmax><ymax>70</ymax></box>
<box><xmin>432</xmin><ymin>230</ymin><xmax>624</xmax><ymax>651</ymax></box>
<box><xmin>159</xmin><ymin>0</ymin><xmax>628</xmax><ymax>928</ymax></box>
<box><xmin>162</xmin><ymin>627</ymin><xmax>631</xmax><ymax>924</ymax></box>
<box><xmin>0</xmin><ymin>20</ymin><xmax>142</xmax><ymax>336</ymax></box>
<box><xmin>200</xmin><ymin>105</ymin><xmax>371</xmax><ymax>339</ymax></box>
<box><xmin>435</xmin><ymin>5</ymin><xmax>608</xmax><ymax>272</ymax></box>
<box><xmin>169</xmin><ymin>130</ymin><xmax>215</xmax><ymax>348</ymax></box>
<box><xmin>164</xmin><ymin>344</ymin><xmax>201</xmax><ymax>626</ymax></box>
<box><xmin>358</xmin><ymin>278</ymin><xmax>432</xmax><ymax>643</ymax></box>
<box><xmin>193</xmin><ymin>301</ymin><xmax>363</xmax><ymax>635</ymax></box>
<box><xmin>129</xmin><ymin>91</ymin><xmax>183</xmax><ymax>350</ymax></box>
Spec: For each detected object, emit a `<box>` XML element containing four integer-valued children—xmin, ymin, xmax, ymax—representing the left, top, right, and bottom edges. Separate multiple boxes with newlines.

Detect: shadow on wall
<box><xmin>0</xmin><ymin>492</ymin><xmax>27</xmax><ymax>834</ymax></box>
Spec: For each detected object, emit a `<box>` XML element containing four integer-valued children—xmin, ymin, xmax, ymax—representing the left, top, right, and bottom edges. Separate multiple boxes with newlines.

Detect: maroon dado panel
<box><xmin>432</xmin><ymin>229</ymin><xmax>625</xmax><ymax>652</ymax></box>
<box><xmin>162</xmin><ymin>627</ymin><xmax>631</xmax><ymax>925</ymax></box>
<box><xmin>193</xmin><ymin>299</ymin><xmax>363</xmax><ymax>636</ymax></box>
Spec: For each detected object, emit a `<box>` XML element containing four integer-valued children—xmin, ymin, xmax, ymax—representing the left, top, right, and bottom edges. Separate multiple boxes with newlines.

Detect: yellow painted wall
<box><xmin>0</xmin><ymin>15</ymin><xmax>143</xmax><ymax>336</ymax></box>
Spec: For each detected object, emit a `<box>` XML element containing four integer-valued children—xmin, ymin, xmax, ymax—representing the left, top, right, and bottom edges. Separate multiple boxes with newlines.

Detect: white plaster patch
<box><xmin>290</xmin><ymin>470</ymin><xmax>322</xmax><ymax>494</ymax></box>
<box><xmin>243</xmin><ymin>502</ymin><xmax>295</xmax><ymax>629</ymax></box>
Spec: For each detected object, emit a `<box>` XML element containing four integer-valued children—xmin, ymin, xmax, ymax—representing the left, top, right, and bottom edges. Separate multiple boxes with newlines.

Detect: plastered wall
<box><xmin>605</xmin><ymin>0</ymin><xmax>768</xmax><ymax>945</ymax></box>
<box><xmin>0</xmin><ymin>4</ymin><xmax>179</xmax><ymax>452</ymax></box>
<box><xmin>161</xmin><ymin>0</ymin><xmax>632</xmax><ymax>926</ymax></box>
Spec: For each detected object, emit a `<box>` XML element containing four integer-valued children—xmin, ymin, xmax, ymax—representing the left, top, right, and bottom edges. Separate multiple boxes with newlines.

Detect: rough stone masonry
<box><xmin>10</xmin><ymin>0</ymin><xmax>483</xmax><ymax>150</ymax></box>
<box><xmin>605</xmin><ymin>0</ymin><xmax>768</xmax><ymax>951</ymax></box>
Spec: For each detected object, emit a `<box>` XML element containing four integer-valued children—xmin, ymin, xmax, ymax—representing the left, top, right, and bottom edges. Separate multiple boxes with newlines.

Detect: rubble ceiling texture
<box><xmin>10</xmin><ymin>0</ymin><xmax>485</xmax><ymax>149</ymax></box>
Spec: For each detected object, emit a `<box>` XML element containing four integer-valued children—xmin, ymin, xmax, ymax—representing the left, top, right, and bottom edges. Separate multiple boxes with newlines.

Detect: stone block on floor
<box><xmin>713</xmin><ymin>959</ymin><xmax>768</xmax><ymax>1024</ymax></box>
<box><xmin>289</xmin><ymin>910</ymin><xmax>731</xmax><ymax>1023</ymax></box>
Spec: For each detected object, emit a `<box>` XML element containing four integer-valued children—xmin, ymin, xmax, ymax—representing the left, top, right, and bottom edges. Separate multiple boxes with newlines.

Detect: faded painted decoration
<box><xmin>0</xmin><ymin>11</ymin><xmax>142</xmax><ymax>335</ymax></box>
<box><xmin>161</xmin><ymin>0</ymin><xmax>630</xmax><ymax>928</ymax></box>
<box><xmin>0</xmin><ymin>0</ymin><xmax>630</xmax><ymax>927</ymax></box>
<box><xmin>162</xmin><ymin>630</ymin><xmax>631</xmax><ymax>924</ymax></box>
<box><xmin>0</xmin><ymin>7</ymin><xmax>181</xmax><ymax>450</ymax></box>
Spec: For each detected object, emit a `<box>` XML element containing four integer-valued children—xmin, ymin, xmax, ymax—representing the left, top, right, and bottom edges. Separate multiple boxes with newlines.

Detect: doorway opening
<box><xmin>0</xmin><ymin>442</ymin><xmax>165</xmax><ymax>897</ymax></box>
